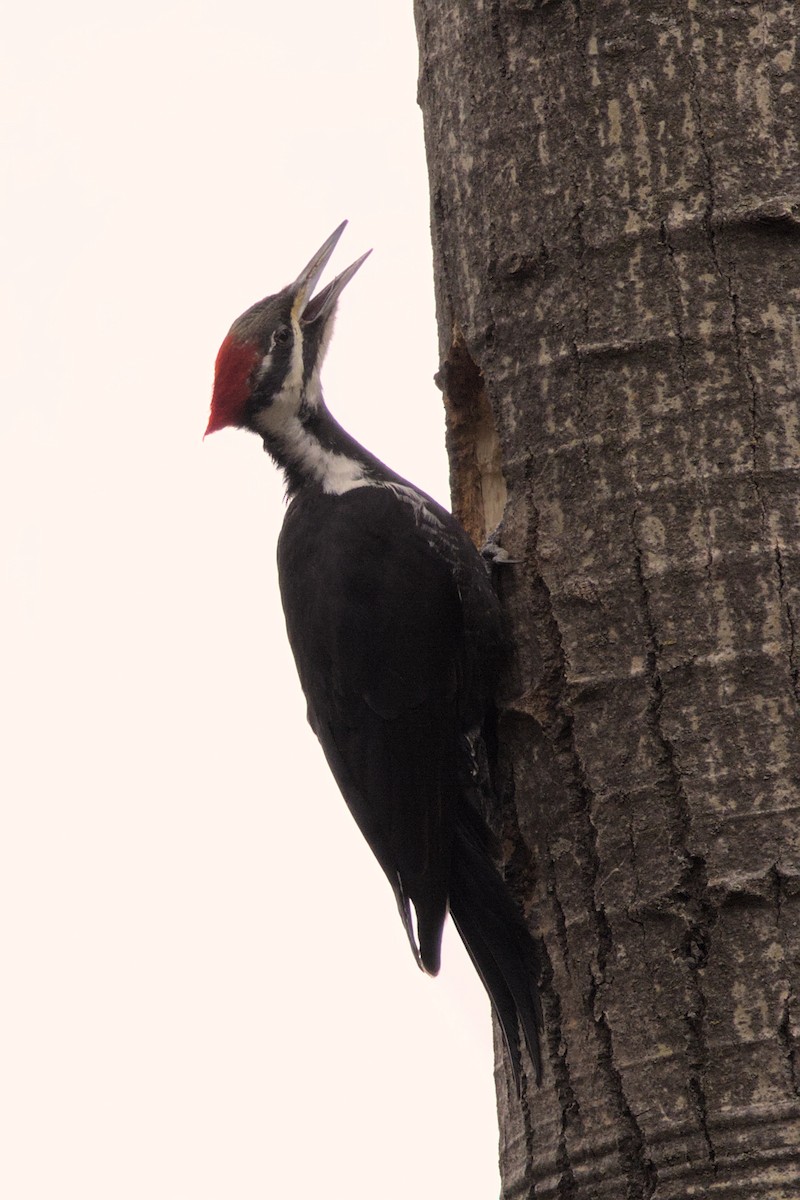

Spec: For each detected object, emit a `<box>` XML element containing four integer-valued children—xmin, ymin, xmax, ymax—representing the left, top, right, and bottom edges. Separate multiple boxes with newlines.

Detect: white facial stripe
<box><xmin>286</xmin><ymin>317</ymin><xmax>304</xmax><ymax>394</ymax></box>
<box><xmin>254</xmin><ymin>318</ymin><xmax>306</xmax><ymax>413</ymax></box>
<box><xmin>251</xmin><ymin>310</ymin><xmax>379</xmax><ymax>495</ymax></box>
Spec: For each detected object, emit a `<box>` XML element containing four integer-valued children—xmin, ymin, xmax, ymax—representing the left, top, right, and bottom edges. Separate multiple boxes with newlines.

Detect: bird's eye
<box><xmin>273</xmin><ymin>325</ymin><xmax>292</xmax><ymax>347</ymax></box>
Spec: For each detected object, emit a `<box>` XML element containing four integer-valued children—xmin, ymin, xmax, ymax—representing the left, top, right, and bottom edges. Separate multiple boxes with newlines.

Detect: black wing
<box><xmin>277</xmin><ymin>484</ymin><xmax>468</xmax><ymax>974</ymax></box>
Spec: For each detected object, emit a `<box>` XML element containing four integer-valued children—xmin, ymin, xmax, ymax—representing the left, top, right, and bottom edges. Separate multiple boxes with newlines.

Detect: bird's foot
<box><xmin>481</xmin><ymin>531</ymin><xmax>523</xmax><ymax>566</ymax></box>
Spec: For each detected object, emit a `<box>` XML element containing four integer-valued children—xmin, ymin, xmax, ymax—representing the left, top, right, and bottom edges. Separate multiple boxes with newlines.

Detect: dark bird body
<box><xmin>205</xmin><ymin>223</ymin><xmax>542</xmax><ymax>1087</ymax></box>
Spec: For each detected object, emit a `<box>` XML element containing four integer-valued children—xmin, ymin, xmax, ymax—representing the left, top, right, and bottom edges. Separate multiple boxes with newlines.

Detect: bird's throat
<box><xmin>262</xmin><ymin>415</ymin><xmax>370</xmax><ymax>497</ymax></box>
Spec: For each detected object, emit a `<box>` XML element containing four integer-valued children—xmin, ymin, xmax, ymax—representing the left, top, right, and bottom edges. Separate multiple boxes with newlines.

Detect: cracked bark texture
<box><xmin>415</xmin><ymin>1</ymin><xmax>800</xmax><ymax>1196</ymax></box>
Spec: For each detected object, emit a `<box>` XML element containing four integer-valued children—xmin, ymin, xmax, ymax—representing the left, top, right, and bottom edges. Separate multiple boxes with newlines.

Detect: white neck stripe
<box><xmin>260</xmin><ymin>414</ymin><xmax>370</xmax><ymax>494</ymax></box>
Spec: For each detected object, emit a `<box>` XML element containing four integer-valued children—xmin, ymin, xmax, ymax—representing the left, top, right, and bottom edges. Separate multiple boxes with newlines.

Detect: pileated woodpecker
<box><xmin>205</xmin><ymin>223</ymin><xmax>542</xmax><ymax>1087</ymax></box>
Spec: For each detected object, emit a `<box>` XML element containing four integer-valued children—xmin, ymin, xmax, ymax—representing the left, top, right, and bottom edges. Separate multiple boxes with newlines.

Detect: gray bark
<box><xmin>415</xmin><ymin>1</ymin><xmax>800</xmax><ymax>1196</ymax></box>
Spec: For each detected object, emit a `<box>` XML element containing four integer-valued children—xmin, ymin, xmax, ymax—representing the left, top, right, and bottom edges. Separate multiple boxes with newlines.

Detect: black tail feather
<box><xmin>394</xmin><ymin>871</ymin><xmax>443</xmax><ymax>976</ymax></box>
<box><xmin>449</xmin><ymin>812</ymin><xmax>543</xmax><ymax>1090</ymax></box>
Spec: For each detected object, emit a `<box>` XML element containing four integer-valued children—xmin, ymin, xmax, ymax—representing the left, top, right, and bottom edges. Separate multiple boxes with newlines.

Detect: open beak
<box><xmin>291</xmin><ymin>221</ymin><xmax>371</xmax><ymax>324</ymax></box>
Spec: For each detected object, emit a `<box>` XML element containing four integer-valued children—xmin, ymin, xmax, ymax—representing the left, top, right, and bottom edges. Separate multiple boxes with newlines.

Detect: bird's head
<box><xmin>205</xmin><ymin>222</ymin><xmax>370</xmax><ymax>438</ymax></box>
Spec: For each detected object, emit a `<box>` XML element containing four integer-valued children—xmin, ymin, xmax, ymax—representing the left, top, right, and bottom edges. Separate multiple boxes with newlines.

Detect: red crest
<box><xmin>205</xmin><ymin>336</ymin><xmax>260</xmax><ymax>435</ymax></box>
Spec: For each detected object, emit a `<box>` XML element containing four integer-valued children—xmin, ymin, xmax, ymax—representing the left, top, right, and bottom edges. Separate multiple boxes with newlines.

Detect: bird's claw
<box><xmin>481</xmin><ymin>539</ymin><xmax>523</xmax><ymax>566</ymax></box>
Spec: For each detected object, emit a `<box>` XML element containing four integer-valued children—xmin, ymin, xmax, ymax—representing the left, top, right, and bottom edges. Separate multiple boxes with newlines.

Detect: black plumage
<box><xmin>206</xmin><ymin>222</ymin><xmax>543</xmax><ymax>1088</ymax></box>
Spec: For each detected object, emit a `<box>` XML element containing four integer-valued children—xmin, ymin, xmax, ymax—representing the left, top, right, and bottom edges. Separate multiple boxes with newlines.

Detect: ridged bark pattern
<box><xmin>415</xmin><ymin>1</ymin><xmax>800</xmax><ymax>1195</ymax></box>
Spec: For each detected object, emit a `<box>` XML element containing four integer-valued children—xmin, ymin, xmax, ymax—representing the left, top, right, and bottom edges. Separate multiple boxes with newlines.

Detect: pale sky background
<box><xmin>2</xmin><ymin>2</ymin><xmax>505</xmax><ymax>1197</ymax></box>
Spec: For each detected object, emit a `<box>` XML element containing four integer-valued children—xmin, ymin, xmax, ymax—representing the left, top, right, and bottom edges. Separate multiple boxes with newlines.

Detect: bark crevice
<box><xmin>416</xmin><ymin>0</ymin><xmax>800</xmax><ymax>1190</ymax></box>
<box><xmin>535</xmin><ymin>552</ymin><xmax>660</xmax><ymax>1196</ymax></box>
<box><xmin>774</xmin><ymin>542</ymin><xmax>800</xmax><ymax>708</ymax></box>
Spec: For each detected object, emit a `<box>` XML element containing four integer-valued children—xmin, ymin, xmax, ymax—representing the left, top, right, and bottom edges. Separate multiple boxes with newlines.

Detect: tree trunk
<box><xmin>415</xmin><ymin>2</ymin><xmax>800</xmax><ymax>1195</ymax></box>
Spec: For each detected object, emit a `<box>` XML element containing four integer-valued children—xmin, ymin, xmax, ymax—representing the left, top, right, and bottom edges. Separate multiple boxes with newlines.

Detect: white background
<box><xmin>1</xmin><ymin>2</ymin><xmax>503</xmax><ymax>1197</ymax></box>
